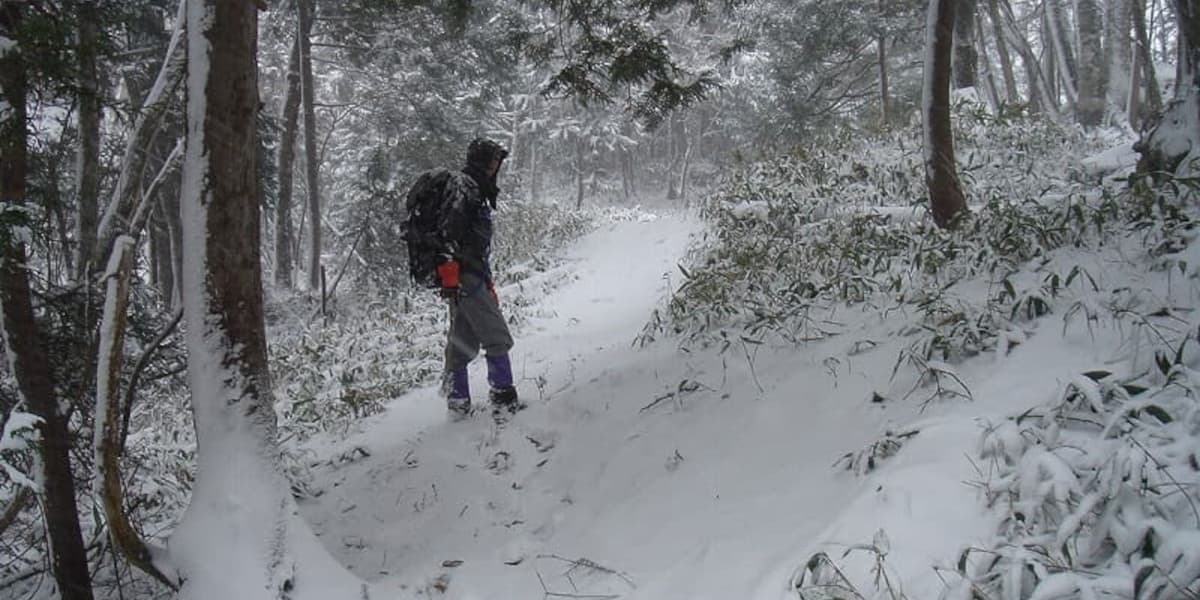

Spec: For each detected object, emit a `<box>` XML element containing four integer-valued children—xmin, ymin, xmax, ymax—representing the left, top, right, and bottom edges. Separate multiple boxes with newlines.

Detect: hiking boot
<box><xmin>447</xmin><ymin>397</ymin><xmax>472</xmax><ymax>421</ymax></box>
<box><xmin>489</xmin><ymin>386</ymin><xmax>524</xmax><ymax>414</ymax></box>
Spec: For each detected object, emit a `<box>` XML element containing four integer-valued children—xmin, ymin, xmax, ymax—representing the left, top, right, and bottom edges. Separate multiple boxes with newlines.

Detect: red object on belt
<box><xmin>437</xmin><ymin>260</ymin><xmax>460</xmax><ymax>288</ymax></box>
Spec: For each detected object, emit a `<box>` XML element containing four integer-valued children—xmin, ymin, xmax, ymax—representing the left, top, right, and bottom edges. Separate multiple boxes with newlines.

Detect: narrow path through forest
<box><xmin>296</xmin><ymin>209</ymin><xmax>891</xmax><ymax>599</ymax></box>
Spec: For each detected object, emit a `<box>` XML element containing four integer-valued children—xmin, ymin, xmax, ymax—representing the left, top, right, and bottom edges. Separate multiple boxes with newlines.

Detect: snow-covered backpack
<box><xmin>403</xmin><ymin>168</ymin><xmax>454</xmax><ymax>288</ymax></box>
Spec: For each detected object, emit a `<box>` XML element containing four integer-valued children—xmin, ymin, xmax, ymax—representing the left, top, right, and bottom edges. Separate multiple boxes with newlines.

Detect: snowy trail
<box><xmin>297</xmin><ymin>209</ymin><xmax>872</xmax><ymax>598</ymax></box>
<box><xmin>296</xmin><ymin>207</ymin><xmax>1107</xmax><ymax>599</ymax></box>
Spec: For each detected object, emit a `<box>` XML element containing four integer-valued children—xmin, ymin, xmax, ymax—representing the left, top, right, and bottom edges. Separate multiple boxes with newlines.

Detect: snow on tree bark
<box><xmin>1136</xmin><ymin>0</ymin><xmax>1200</xmax><ymax>175</ymax></box>
<box><xmin>169</xmin><ymin>2</ymin><xmax>367</xmax><ymax>597</ymax></box>
<box><xmin>923</xmin><ymin>0</ymin><xmax>968</xmax><ymax>228</ymax></box>
<box><xmin>93</xmin><ymin>235</ymin><xmax>177</xmax><ymax>588</ymax></box>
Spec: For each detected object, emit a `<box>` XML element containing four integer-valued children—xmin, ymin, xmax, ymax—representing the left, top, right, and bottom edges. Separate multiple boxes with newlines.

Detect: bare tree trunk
<box><xmin>1046</xmin><ymin>0</ymin><xmax>1080</xmax><ymax>105</ymax></box>
<box><xmin>678</xmin><ymin>119</ymin><xmax>693</xmax><ymax>204</ymax></box>
<box><xmin>93</xmin><ymin>237</ymin><xmax>176</xmax><ymax>588</ymax></box>
<box><xmin>1132</xmin><ymin>0</ymin><xmax>1165</xmax><ymax>116</ymax></box>
<box><xmin>954</xmin><ymin>0</ymin><xmax>979</xmax><ymax>89</ymax></box>
<box><xmin>1107</xmin><ymin>0</ymin><xmax>1134</xmax><ymax>112</ymax></box>
<box><xmin>987</xmin><ymin>0</ymin><xmax>1020</xmax><ymax>102</ymax></box>
<box><xmin>666</xmin><ymin>115</ymin><xmax>681</xmax><ymax>200</ymax></box>
<box><xmin>999</xmin><ymin>0</ymin><xmax>1059</xmax><ymax>115</ymax></box>
<box><xmin>168</xmin><ymin>2</ymin><xmax>369</xmax><ymax>594</ymax></box>
<box><xmin>162</xmin><ymin>170</ymin><xmax>184</xmax><ymax>311</ymax></box>
<box><xmin>879</xmin><ymin>28</ymin><xmax>891</xmax><ymax>124</ymax></box>
<box><xmin>151</xmin><ymin>211</ymin><xmax>173</xmax><ymax>301</ymax></box>
<box><xmin>1077</xmin><ymin>0</ymin><xmax>1108</xmax><ymax>125</ymax></box>
<box><xmin>0</xmin><ymin>6</ymin><xmax>95</xmax><ymax>598</ymax></box>
<box><xmin>575</xmin><ymin>133</ymin><xmax>585</xmax><ymax>209</ymax></box>
<box><xmin>924</xmin><ymin>0</ymin><xmax>969</xmax><ymax>228</ymax></box>
<box><xmin>75</xmin><ymin>4</ymin><xmax>101</xmax><ymax>280</ymax></box>
<box><xmin>299</xmin><ymin>0</ymin><xmax>321</xmax><ymax>291</ymax></box>
<box><xmin>174</xmin><ymin>0</ymin><xmax>280</xmax><ymax>590</ymax></box>
<box><xmin>1129</xmin><ymin>49</ymin><xmax>1145</xmax><ymax>127</ymax></box>
<box><xmin>977</xmin><ymin>13</ymin><xmax>1003</xmax><ymax>109</ymax></box>
<box><xmin>1136</xmin><ymin>0</ymin><xmax>1199</xmax><ymax>173</ymax></box>
<box><xmin>93</xmin><ymin>0</ymin><xmax>185</xmax><ymax>268</ymax></box>
<box><xmin>1173</xmin><ymin>0</ymin><xmax>1199</xmax><ymax>89</ymax></box>
<box><xmin>276</xmin><ymin>36</ymin><xmax>301</xmax><ymax>289</ymax></box>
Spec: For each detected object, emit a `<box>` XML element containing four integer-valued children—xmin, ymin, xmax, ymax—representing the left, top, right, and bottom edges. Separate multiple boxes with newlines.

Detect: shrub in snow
<box><xmin>647</xmin><ymin>105</ymin><xmax>1118</xmax><ymax>382</ymax></box>
<box><xmin>955</xmin><ymin>357</ymin><xmax>1200</xmax><ymax>600</ymax></box>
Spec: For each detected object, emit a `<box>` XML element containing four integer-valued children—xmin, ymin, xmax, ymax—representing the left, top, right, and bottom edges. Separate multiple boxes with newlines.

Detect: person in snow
<box><xmin>435</xmin><ymin>138</ymin><xmax>521</xmax><ymax>419</ymax></box>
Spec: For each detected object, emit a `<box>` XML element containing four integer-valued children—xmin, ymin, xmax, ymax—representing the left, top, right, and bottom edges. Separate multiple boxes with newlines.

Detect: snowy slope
<box><xmin>295</xmin><ymin>206</ymin><xmax>1161</xmax><ymax>599</ymax></box>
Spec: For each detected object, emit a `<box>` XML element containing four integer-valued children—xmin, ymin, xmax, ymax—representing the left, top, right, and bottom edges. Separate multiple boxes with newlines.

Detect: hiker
<box><xmin>429</xmin><ymin>138</ymin><xmax>521</xmax><ymax>419</ymax></box>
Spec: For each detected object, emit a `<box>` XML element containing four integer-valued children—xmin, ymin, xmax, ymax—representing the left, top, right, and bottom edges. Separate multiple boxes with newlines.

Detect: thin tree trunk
<box><xmin>93</xmin><ymin>0</ymin><xmax>185</xmax><ymax>268</ymax></box>
<box><xmin>879</xmin><ymin>26</ymin><xmax>891</xmax><ymax>124</ymax></box>
<box><xmin>1173</xmin><ymin>0</ymin><xmax>1199</xmax><ymax>93</ymax></box>
<box><xmin>999</xmin><ymin>0</ymin><xmax>1059</xmax><ymax>115</ymax></box>
<box><xmin>276</xmin><ymin>36</ymin><xmax>301</xmax><ymax>289</ymax></box>
<box><xmin>987</xmin><ymin>0</ymin><xmax>1020</xmax><ymax>102</ymax></box>
<box><xmin>93</xmin><ymin>237</ymin><xmax>176</xmax><ymax>589</ymax></box>
<box><xmin>924</xmin><ymin>0</ymin><xmax>969</xmax><ymax>228</ymax></box>
<box><xmin>1106</xmin><ymin>0</ymin><xmax>1133</xmax><ymax>112</ymax></box>
<box><xmin>977</xmin><ymin>13</ymin><xmax>1003</xmax><ymax>109</ymax></box>
<box><xmin>574</xmin><ymin>133</ymin><xmax>585</xmax><ymax>209</ymax></box>
<box><xmin>299</xmin><ymin>0</ymin><xmax>321</xmax><ymax>291</ymax></box>
<box><xmin>954</xmin><ymin>0</ymin><xmax>979</xmax><ymax>89</ymax></box>
<box><xmin>163</xmin><ymin>170</ymin><xmax>184</xmax><ymax>311</ymax></box>
<box><xmin>1076</xmin><ymin>0</ymin><xmax>1108</xmax><ymax>125</ymax></box>
<box><xmin>678</xmin><ymin>119</ymin><xmax>693</xmax><ymax>204</ymax></box>
<box><xmin>151</xmin><ymin>211</ymin><xmax>173</xmax><ymax>300</ymax></box>
<box><xmin>0</xmin><ymin>6</ymin><xmax>95</xmax><ymax>598</ymax></box>
<box><xmin>1132</xmin><ymin>0</ymin><xmax>1165</xmax><ymax>115</ymax></box>
<box><xmin>75</xmin><ymin>3</ymin><xmax>102</xmax><ymax>280</ymax></box>
<box><xmin>1129</xmin><ymin>49</ymin><xmax>1144</xmax><ymax>127</ymax></box>
<box><xmin>1045</xmin><ymin>0</ymin><xmax>1080</xmax><ymax>105</ymax></box>
<box><xmin>1135</xmin><ymin>0</ymin><xmax>1199</xmax><ymax>173</ymax></box>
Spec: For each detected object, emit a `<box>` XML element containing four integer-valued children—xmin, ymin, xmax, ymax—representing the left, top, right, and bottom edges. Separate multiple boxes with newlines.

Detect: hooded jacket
<box><xmin>437</xmin><ymin>164</ymin><xmax>499</xmax><ymax>279</ymax></box>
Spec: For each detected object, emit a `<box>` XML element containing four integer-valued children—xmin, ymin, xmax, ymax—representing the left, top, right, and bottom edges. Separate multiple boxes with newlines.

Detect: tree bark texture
<box><xmin>954</xmin><ymin>0</ymin><xmax>979</xmax><ymax>89</ymax></box>
<box><xmin>976</xmin><ymin>13</ymin><xmax>1003</xmax><ymax>108</ymax></box>
<box><xmin>93</xmin><ymin>237</ymin><xmax>176</xmax><ymax>588</ymax></box>
<box><xmin>1174</xmin><ymin>0</ymin><xmax>1199</xmax><ymax>90</ymax></box>
<box><xmin>986</xmin><ymin>0</ymin><xmax>1020</xmax><ymax>102</ymax></box>
<box><xmin>0</xmin><ymin>5</ymin><xmax>95</xmax><ymax>599</ymax></box>
<box><xmin>1106</xmin><ymin>0</ymin><xmax>1133</xmax><ymax>110</ymax></box>
<box><xmin>1132</xmin><ymin>0</ymin><xmax>1164</xmax><ymax>115</ymax></box>
<box><xmin>1045</xmin><ymin>0</ymin><xmax>1080</xmax><ymax>104</ymax></box>
<box><xmin>924</xmin><ymin>0</ymin><xmax>969</xmax><ymax>228</ymax></box>
<box><xmin>1076</xmin><ymin>0</ymin><xmax>1108</xmax><ymax>125</ymax></box>
<box><xmin>276</xmin><ymin>36</ymin><xmax>301</xmax><ymax>289</ymax></box>
<box><xmin>172</xmin><ymin>0</ymin><xmax>290</xmax><ymax>594</ymax></box>
<box><xmin>75</xmin><ymin>3</ymin><xmax>102</xmax><ymax>280</ymax></box>
<box><xmin>299</xmin><ymin>0</ymin><xmax>322</xmax><ymax>291</ymax></box>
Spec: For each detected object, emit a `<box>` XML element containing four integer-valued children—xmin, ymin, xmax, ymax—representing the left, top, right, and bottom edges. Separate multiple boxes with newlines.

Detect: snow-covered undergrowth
<box><xmin>643</xmin><ymin>104</ymin><xmax>1113</xmax><ymax>353</ymax></box>
<box><xmin>646</xmin><ymin>106</ymin><xmax>1200</xmax><ymax>599</ymax></box>
<box><xmin>0</xmin><ymin>196</ymin><xmax>597</xmax><ymax>598</ymax></box>
<box><xmin>269</xmin><ymin>198</ymin><xmax>594</xmax><ymax>445</ymax></box>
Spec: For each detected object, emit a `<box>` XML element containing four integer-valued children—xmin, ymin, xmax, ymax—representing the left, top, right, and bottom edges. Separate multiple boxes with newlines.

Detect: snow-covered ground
<box><xmin>293</xmin><ymin>204</ymin><xmax>1175</xmax><ymax>599</ymax></box>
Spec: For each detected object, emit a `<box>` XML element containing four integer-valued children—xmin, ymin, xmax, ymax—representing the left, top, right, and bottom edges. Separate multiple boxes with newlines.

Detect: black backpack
<box><xmin>403</xmin><ymin>168</ymin><xmax>454</xmax><ymax>288</ymax></box>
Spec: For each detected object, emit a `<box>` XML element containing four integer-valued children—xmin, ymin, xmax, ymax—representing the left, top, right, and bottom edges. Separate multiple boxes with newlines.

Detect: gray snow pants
<box><xmin>444</xmin><ymin>271</ymin><xmax>514</xmax><ymax>373</ymax></box>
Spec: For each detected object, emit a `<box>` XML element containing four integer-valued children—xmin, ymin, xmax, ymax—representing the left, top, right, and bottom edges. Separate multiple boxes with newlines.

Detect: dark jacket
<box><xmin>438</xmin><ymin>165</ymin><xmax>498</xmax><ymax>278</ymax></box>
